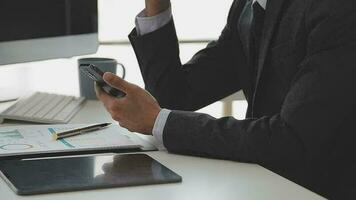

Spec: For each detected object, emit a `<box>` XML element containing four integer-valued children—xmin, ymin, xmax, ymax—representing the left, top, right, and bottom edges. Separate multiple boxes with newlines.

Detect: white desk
<box><xmin>0</xmin><ymin>100</ymin><xmax>325</xmax><ymax>200</ymax></box>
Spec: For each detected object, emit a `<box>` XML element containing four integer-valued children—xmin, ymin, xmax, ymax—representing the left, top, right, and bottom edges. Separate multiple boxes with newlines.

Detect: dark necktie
<box><xmin>238</xmin><ymin>0</ymin><xmax>266</xmax><ymax>84</ymax></box>
<box><xmin>251</xmin><ymin>2</ymin><xmax>265</xmax><ymax>66</ymax></box>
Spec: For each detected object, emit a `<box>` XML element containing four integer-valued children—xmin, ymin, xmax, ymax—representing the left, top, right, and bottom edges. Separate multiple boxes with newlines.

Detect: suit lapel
<box><xmin>251</xmin><ymin>0</ymin><xmax>287</xmax><ymax>115</ymax></box>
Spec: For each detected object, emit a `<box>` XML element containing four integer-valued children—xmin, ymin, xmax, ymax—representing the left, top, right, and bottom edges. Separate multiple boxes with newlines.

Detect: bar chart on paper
<box><xmin>0</xmin><ymin>124</ymin><xmax>141</xmax><ymax>158</ymax></box>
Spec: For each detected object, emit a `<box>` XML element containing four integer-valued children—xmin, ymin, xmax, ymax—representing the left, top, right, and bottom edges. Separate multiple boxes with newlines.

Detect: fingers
<box><xmin>103</xmin><ymin>72</ymin><xmax>132</xmax><ymax>93</ymax></box>
<box><xmin>95</xmin><ymin>83</ymin><xmax>121</xmax><ymax>113</ymax></box>
<box><xmin>95</xmin><ymin>83</ymin><xmax>115</xmax><ymax>103</ymax></box>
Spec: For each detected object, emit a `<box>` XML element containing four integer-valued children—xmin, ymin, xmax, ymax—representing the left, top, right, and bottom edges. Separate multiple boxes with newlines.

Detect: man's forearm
<box><xmin>145</xmin><ymin>0</ymin><xmax>170</xmax><ymax>17</ymax></box>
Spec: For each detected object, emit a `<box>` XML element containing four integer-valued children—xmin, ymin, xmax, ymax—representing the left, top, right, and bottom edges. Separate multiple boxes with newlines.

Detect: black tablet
<box><xmin>0</xmin><ymin>154</ymin><xmax>182</xmax><ymax>195</ymax></box>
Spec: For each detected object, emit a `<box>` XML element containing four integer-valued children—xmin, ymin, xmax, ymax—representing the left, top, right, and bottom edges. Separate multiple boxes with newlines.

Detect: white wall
<box><xmin>98</xmin><ymin>0</ymin><xmax>234</xmax><ymax>41</ymax></box>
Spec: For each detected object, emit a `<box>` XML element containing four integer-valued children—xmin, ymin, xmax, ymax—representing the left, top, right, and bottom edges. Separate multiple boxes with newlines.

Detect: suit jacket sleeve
<box><xmin>129</xmin><ymin>0</ymin><xmax>249</xmax><ymax>111</ymax></box>
<box><xmin>163</xmin><ymin>0</ymin><xmax>356</xmax><ymax>174</ymax></box>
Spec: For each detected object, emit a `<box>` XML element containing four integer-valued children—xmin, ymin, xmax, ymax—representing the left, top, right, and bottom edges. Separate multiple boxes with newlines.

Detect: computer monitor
<box><xmin>0</xmin><ymin>0</ymin><xmax>98</xmax><ymax>101</ymax></box>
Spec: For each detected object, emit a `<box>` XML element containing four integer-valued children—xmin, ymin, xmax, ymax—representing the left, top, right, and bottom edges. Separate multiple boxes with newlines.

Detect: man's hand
<box><xmin>145</xmin><ymin>0</ymin><xmax>170</xmax><ymax>16</ymax></box>
<box><xmin>96</xmin><ymin>72</ymin><xmax>161</xmax><ymax>135</ymax></box>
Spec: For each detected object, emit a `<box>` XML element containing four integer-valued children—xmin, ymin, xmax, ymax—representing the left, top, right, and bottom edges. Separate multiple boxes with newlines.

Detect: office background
<box><xmin>0</xmin><ymin>0</ymin><xmax>246</xmax><ymax>119</ymax></box>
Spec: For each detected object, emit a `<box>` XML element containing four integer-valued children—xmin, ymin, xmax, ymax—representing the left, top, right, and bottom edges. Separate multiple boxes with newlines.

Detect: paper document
<box><xmin>0</xmin><ymin>124</ymin><xmax>141</xmax><ymax>158</ymax></box>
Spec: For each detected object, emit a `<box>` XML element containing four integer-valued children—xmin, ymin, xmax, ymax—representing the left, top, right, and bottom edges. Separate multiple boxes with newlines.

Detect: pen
<box><xmin>52</xmin><ymin>123</ymin><xmax>112</xmax><ymax>140</ymax></box>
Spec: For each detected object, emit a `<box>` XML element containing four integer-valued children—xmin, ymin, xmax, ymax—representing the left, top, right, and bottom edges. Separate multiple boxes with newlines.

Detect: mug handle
<box><xmin>117</xmin><ymin>63</ymin><xmax>126</xmax><ymax>79</ymax></box>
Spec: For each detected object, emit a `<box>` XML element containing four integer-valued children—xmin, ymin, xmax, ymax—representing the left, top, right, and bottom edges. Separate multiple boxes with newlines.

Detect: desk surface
<box><xmin>0</xmin><ymin>101</ymin><xmax>325</xmax><ymax>200</ymax></box>
<box><xmin>0</xmin><ymin>45</ymin><xmax>324</xmax><ymax>199</ymax></box>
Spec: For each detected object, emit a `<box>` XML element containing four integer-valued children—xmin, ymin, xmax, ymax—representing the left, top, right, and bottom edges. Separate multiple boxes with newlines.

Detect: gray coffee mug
<box><xmin>78</xmin><ymin>58</ymin><xmax>125</xmax><ymax>100</ymax></box>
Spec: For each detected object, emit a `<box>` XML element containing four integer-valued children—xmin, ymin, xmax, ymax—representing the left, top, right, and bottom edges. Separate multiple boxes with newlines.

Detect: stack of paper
<box><xmin>0</xmin><ymin>124</ymin><xmax>142</xmax><ymax>158</ymax></box>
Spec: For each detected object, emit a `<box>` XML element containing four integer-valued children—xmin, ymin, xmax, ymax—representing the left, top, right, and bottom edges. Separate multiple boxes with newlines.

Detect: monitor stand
<box><xmin>0</xmin><ymin>88</ymin><xmax>21</xmax><ymax>102</ymax></box>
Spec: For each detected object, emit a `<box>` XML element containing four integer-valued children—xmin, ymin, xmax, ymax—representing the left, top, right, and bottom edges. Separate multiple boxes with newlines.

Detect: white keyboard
<box><xmin>0</xmin><ymin>92</ymin><xmax>85</xmax><ymax>124</ymax></box>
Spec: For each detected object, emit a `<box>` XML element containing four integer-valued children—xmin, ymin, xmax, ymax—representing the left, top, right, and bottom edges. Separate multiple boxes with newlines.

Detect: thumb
<box><xmin>103</xmin><ymin>72</ymin><xmax>131</xmax><ymax>93</ymax></box>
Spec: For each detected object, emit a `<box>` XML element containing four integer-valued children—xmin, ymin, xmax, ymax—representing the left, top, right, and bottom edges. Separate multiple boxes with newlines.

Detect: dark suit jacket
<box><xmin>129</xmin><ymin>0</ymin><xmax>356</xmax><ymax>198</ymax></box>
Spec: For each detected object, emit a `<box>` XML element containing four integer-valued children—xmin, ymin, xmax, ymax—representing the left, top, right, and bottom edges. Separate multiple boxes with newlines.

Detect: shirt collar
<box><xmin>253</xmin><ymin>0</ymin><xmax>267</xmax><ymax>9</ymax></box>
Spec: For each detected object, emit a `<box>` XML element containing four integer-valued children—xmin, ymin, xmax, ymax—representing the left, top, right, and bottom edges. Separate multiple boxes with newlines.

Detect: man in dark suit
<box><xmin>96</xmin><ymin>0</ymin><xmax>356</xmax><ymax>198</ymax></box>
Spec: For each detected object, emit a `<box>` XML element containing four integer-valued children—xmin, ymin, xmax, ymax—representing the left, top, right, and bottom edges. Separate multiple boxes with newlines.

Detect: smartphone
<box><xmin>80</xmin><ymin>64</ymin><xmax>126</xmax><ymax>98</ymax></box>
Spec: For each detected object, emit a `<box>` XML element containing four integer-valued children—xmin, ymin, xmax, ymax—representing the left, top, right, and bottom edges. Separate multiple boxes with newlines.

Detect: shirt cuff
<box><xmin>152</xmin><ymin>108</ymin><xmax>171</xmax><ymax>150</ymax></box>
<box><xmin>135</xmin><ymin>6</ymin><xmax>172</xmax><ymax>36</ymax></box>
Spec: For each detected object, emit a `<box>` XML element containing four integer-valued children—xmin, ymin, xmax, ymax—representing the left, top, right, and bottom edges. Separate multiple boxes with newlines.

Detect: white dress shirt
<box><xmin>254</xmin><ymin>0</ymin><xmax>267</xmax><ymax>10</ymax></box>
<box><xmin>135</xmin><ymin>0</ymin><xmax>267</xmax><ymax>150</ymax></box>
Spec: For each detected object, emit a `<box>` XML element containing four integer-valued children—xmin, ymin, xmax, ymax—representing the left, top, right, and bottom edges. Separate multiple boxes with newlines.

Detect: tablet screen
<box><xmin>0</xmin><ymin>154</ymin><xmax>182</xmax><ymax>195</ymax></box>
